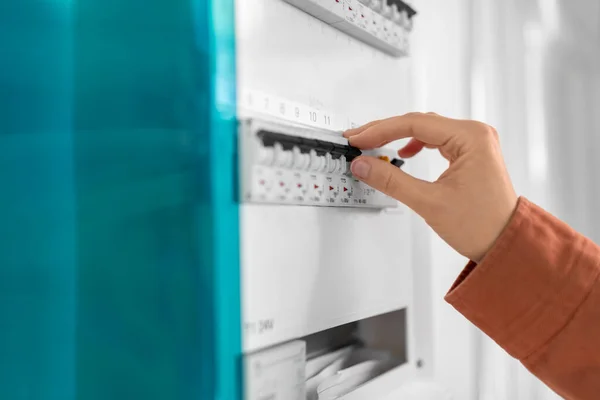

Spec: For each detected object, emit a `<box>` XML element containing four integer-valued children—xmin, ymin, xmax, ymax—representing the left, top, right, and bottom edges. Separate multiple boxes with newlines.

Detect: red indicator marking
<box><xmin>348</xmin><ymin>7</ymin><xmax>353</xmax><ymax>11</ymax></box>
<box><xmin>259</xmin><ymin>179</ymin><xmax>265</xmax><ymax>186</ymax></box>
<box><xmin>329</xmin><ymin>186</ymin><xmax>334</xmax><ymax>191</ymax></box>
<box><xmin>279</xmin><ymin>182</ymin><xmax>285</xmax><ymax>187</ymax></box>
<box><xmin>343</xmin><ymin>187</ymin><xmax>348</xmax><ymax>192</ymax></box>
<box><xmin>314</xmin><ymin>184</ymin><xmax>319</xmax><ymax>189</ymax></box>
<box><xmin>297</xmin><ymin>183</ymin><xmax>302</xmax><ymax>188</ymax></box>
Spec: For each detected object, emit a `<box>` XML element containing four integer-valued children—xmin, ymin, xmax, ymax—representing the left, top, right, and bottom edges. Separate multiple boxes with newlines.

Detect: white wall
<box><xmin>410</xmin><ymin>1</ymin><xmax>478</xmax><ymax>399</ymax></box>
<box><xmin>467</xmin><ymin>0</ymin><xmax>600</xmax><ymax>399</ymax></box>
<box><xmin>407</xmin><ymin>1</ymin><xmax>599</xmax><ymax>399</ymax></box>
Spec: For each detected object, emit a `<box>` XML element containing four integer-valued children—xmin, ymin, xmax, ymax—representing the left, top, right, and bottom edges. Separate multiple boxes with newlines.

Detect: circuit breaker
<box><xmin>239</xmin><ymin>118</ymin><xmax>405</xmax><ymax>208</ymax></box>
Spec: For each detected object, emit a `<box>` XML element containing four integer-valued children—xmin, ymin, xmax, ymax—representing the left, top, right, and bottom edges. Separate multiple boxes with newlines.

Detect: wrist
<box><xmin>472</xmin><ymin>195</ymin><xmax>520</xmax><ymax>263</ymax></box>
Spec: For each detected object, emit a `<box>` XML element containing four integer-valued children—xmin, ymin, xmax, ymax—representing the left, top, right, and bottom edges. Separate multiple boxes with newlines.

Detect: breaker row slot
<box><xmin>257</xmin><ymin>130</ymin><xmax>405</xmax><ymax>168</ymax></box>
<box><xmin>240</xmin><ymin>119</ymin><xmax>405</xmax><ymax>208</ymax></box>
<box><xmin>256</xmin><ymin>129</ymin><xmax>405</xmax><ymax>168</ymax></box>
<box><xmin>256</xmin><ymin>130</ymin><xmax>404</xmax><ymax>168</ymax></box>
<box><xmin>257</xmin><ymin>130</ymin><xmax>363</xmax><ymax>161</ymax></box>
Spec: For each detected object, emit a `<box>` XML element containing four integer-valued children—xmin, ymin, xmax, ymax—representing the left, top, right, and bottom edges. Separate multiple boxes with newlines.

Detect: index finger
<box><xmin>346</xmin><ymin>112</ymin><xmax>465</xmax><ymax>151</ymax></box>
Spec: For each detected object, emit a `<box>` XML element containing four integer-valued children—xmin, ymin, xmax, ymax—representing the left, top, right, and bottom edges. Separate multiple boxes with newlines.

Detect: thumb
<box><xmin>350</xmin><ymin>156</ymin><xmax>434</xmax><ymax>214</ymax></box>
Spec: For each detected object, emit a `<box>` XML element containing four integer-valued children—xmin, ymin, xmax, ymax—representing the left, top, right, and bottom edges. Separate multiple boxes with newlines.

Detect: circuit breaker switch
<box><xmin>330</xmin><ymin>144</ymin><xmax>347</xmax><ymax>159</ymax></box>
<box><xmin>302</xmin><ymin>138</ymin><xmax>320</xmax><ymax>154</ymax></box>
<box><xmin>345</xmin><ymin>146</ymin><xmax>362</xmax><ymax>162</ymax></box>
<box><xmin>339</xmin><ymin>155</ymin><xmax>348</xmax><ymax>175</ymax></box>
<box><xmin>380</xmin><ymin>2</ymin><xmax>392</xmax><ymax>18</ymax></box>
<box><xmin>391</xmin><ymin>158</ymin><xmax>405</xmax><ymax>168</ymax></box>
<box><xmin>273</xmin><ymin>143</ymin><xmax>285</xmax><ymax>167</ymax></box>
<box><xmin>258</xmin><ymin>146</ymin><xmax>275</xmax><ymax>166</ymax></box>
<box><xmin>369</xmin><ymin>0</ymin><xmax>383</xmax><ymax>12</ymax></box>
<box><xmin>326</xmin><ymin>153</ymin><xmax>336</xmax><ymax>173</ymax></box>
<box><xmin>319</xmin><ymin>155</ymin><xmax>329</xmax><ymax>173</ymax></box>
<box><xmin>292</xmin><ymin>146</ymin><xmax>305</xmax><ymax>169</ymax></box>
<box><xmin>317</xmin><ymin>140</ymin><xmax>335</xmax><ymax>154</ymax></box>
<box><xmin>309</xmin><ymin>149</ymin><xmax>321</xmax><ymax>171</ymax></box>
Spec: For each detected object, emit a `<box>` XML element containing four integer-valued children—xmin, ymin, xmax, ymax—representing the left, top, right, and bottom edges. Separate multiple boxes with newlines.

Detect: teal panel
<box><xmin>0</xmin><ymin>2</ymin><xmax>76</xmax><ymax>399</ymax></box>
<box><xmin>0</xmin><ymin>0</ymin><xmax>241</xmax><ymax>399</ymax></box>
<box><xmin>205</xmin><ymin>1</ymin><xmax>243</xmax><ymax>399</ymax></box>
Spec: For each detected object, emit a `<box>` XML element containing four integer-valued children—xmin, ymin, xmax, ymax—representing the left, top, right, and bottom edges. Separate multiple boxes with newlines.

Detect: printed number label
<box><xmin>244</xmin><ymin>319</ymin><xmax>275</xmax><ymax>335</ymax></box>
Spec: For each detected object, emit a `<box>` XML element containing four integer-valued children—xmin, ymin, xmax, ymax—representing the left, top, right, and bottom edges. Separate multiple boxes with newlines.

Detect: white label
<box><xmin>358</xmin><ymin>5</ymin><xmax>370</xmax><ymax>31</ymax></box>
<box><xmin>344</xmin><ymin>0</ymin><xmax>358</xmax><ymax>24</ymax></box>
<box><xmin>239</xmin><ymin>89</ymin><xmax>363</xmax><ymax>132</ymax></box>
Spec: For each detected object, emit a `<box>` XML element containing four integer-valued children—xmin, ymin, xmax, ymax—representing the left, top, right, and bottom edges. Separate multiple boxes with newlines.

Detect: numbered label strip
<box><xmin>238</xmin><ymin>89</ymin><xmax>361</xmax><ymax>134</ymax></box>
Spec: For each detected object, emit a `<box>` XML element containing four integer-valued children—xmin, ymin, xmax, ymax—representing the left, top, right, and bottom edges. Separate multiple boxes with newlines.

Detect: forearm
<box><xmin>445</xmin><ymin>197</ymin><xmax>600</xmax><ymax>399</ymax></box>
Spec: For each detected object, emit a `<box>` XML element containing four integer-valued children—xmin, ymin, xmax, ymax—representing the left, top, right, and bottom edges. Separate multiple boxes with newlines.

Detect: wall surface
<box><xmin>468</xmin><ymin>0</ymin><xmax>600</xmax><ymax>399</ymax></box>
<box><xmin>409</xmin><ymin>1</ymin><xmax>478</xmax><ymax>399</ymax></box>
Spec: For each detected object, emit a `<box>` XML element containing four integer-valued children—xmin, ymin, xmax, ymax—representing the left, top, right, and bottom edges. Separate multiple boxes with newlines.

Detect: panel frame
<box><xmin>200</xmin><ymin>0</ymin><xmax>243</xmax><ymax>399</ymax></box>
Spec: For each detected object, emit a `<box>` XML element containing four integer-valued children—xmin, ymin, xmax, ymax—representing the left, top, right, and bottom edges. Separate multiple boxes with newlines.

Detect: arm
<box><xmin>343</xmin><ymin>112</ymin><xmax>600</xmax><ymax>399</ymax></box>
<box><xmin>446</xmin><ymin>197</ymin><xmax>600</xmax><ymax>399</ymax></box>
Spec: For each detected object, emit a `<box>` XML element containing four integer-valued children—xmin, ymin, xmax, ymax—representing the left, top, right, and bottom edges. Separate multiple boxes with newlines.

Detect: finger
<box><xmin>348</xmin><ymin>113</ymin><xmax>466</xmax><ymax>157</ymax></box>
<box><xmin>345</xmin><ymin>112</ymin><xmax>439</xmax><ymax>140</ymax></box>
<box><xmin>398</xmin><ymin>138</ymin><xmax>426</xmax><ymax>158</ymax></box>
<box><xmin>343</xmin><ymin>119</ymin><xmax>382</xmax><ymax>138</ymax></box>
<box><xmin>350</xmin><ymin>156</ymin><xmax>435</xmax><ymax>214</ymax></box>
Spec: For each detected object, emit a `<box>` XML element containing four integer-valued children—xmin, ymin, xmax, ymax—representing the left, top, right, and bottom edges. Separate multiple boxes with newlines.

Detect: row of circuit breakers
<box><xmin>284</xmin><ymin>0</ymin><xmax>417</xmax><ymax>57</ymax></box>
<box><xmin>239</xmin><ymin>119</ymin><xmax>405</xmax><ymax>209</ymax></box>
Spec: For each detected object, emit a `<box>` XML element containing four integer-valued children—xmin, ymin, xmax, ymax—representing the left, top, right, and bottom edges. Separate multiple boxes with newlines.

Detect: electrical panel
<box><xmin>236</xmin><ymin>0</ymin><xmax>427</xmax><ymax>398</ymax></box>
<box><xmin>283</xmin><ymin>0</ymin><xmax>417</xmax><ymax>57</ymax></box>
<box><xmin>239</xmin><ymin>118</ymin><xmax>405</xmax><ymax>208</ymax></box>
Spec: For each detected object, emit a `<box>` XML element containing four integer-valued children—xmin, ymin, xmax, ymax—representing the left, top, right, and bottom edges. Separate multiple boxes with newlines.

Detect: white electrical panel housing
<box><xmin>236</xmin><ymin>0</ymin><xmax>424</xmax><ymax>398</ymax></box>
<box><xmin>282</xmin><ymin>0</ymin><xmax>417</xmax><ymax>57</ymax></box>
<box><xmin>244</xmin><ymin>340</ymin><xmax>307</xmax><ymax>400</ymax></box>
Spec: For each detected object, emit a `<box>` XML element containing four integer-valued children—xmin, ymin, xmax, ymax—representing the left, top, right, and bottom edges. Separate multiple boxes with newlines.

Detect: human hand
<box><xmin>343</xmin><ymin>113</ymin><xmax>518</xmax><ymax>262</ymax></box>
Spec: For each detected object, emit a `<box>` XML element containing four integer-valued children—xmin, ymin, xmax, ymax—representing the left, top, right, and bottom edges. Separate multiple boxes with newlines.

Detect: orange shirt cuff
<box><xmin>445</xmin><ymin>197</ymin><xmax>600</xmax><ymax>360</ymax></box>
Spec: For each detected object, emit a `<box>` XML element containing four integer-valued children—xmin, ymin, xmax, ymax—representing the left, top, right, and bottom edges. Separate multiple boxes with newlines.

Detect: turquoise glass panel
<box><xmin>0</xmin><ymin>0</ymin><xmax>241</xmax><ymax>399</ymax></box>
<box><xmin>0</xmin><ymin>2</ymin><xmax>76</xmax><ymax>399</ymax></box>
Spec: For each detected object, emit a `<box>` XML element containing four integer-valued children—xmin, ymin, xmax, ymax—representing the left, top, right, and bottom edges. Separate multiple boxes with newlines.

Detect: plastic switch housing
<box><xmin>282</xmin><ymin>0</ymin><xmax>417</xmax><ymax>57</ymax></box>
<box><xmin>239</xmin><ymin>118</ymin><xmax>402</xmax><ymax>208</ymax></box>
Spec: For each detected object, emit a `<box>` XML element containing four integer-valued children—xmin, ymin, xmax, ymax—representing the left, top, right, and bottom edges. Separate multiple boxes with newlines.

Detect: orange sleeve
<box><xmin>445</xmin><ymin>197</ymin><xmax>600</xmax><ymax>400</ymax></box>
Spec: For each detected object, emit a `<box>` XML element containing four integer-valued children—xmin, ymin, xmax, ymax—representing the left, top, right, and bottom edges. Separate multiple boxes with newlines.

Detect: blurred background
<box><xmin>412</xmin><ymin>0</ymin><xmax>600</xmax><ymax>398</ymax></box>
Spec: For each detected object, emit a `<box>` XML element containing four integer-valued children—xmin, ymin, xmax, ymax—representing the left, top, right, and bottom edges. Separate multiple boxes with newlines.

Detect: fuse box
<box><xmin>239</xmin><ymin>118</ymin><xmax>404</xmax><ymax>208</ymax></box>
<box><xmin>236</xmin><ymin>0</ymin><xmax>424</xmax><ymax>398</ymax></box>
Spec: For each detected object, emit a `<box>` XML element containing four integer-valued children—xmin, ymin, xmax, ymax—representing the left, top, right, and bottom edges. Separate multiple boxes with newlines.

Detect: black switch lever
<box><xmin>391</xmin><ymin>158</ymin><xmax>405</xmax><ymax>168</ymax></box>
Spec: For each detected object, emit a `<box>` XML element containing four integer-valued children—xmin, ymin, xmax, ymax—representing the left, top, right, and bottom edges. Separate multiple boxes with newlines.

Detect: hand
<box><xmin>343</xmin><ymin>112</ymin><xmax>518</xmax><ymax>262</ymax></box>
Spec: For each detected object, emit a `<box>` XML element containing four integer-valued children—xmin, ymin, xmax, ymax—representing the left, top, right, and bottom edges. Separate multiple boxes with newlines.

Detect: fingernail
<box><xmin>351</xmin><ymin>159</ymin><xmax>371</xmax><ymax>179</ymax></box>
